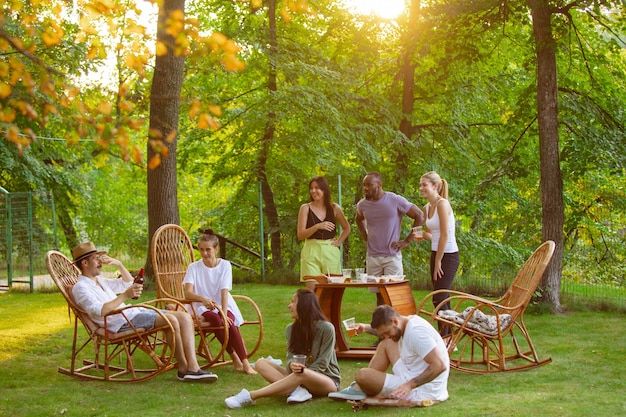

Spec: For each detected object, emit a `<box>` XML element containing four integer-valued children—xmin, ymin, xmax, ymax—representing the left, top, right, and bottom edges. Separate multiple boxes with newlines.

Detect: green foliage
<box><xmin>2</xmin><ymin>0</ymin><xmax>625</xmax><ymax>296</ymax></box>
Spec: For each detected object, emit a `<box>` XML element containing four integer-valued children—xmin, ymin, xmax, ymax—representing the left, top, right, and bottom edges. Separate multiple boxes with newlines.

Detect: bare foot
<box><xmin>242</xmin><ymin>365</ymin><xmax>257</xmax><ymax>375</ymax></box>
<box><xmin>232</xmin><ymin>354</ymin><xmax>244</xmax><ymax>371</ymax></box>
<box><xmin>234</xmin><ymin>358</ymin><xmax>257</xmax><ymax>375</ymax></box>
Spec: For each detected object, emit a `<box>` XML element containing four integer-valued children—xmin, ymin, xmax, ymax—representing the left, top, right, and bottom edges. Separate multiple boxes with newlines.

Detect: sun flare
<box><xmin>343</xmin><ymin>0</ymin><xmax>405</xmax><ymax>20</ymax></box>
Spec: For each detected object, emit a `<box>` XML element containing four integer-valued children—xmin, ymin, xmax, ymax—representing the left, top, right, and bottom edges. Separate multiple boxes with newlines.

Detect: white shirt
<box><xmin>182</xmin><ymin>259</ymin><xmax>243</xmax><ymax>326</ymax></box>
<box><xmin>399</xmin><ymin>315</ymin><xmax>450</xmax><ymax>401</ymax></box>
<box><xmin>72</xmin><ymin>275</ymin><xmax>141</xmax><ymax>332</ymax></box>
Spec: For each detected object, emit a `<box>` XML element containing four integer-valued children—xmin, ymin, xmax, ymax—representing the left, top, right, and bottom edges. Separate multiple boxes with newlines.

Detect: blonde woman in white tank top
<box><xmin>418</xmin><ymin>172</ymin><xmax>460</xmax><ymax>336</ymax></box>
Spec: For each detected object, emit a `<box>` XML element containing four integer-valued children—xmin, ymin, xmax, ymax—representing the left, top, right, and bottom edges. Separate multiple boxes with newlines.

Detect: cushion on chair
<box><xmin>438</xmin><ymin>307</ymin><xmax>512</xmax><ymax>336</ymax></box>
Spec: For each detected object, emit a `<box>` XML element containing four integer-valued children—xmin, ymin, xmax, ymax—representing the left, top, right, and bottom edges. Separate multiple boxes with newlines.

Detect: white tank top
<box><xmin>425</xmin><ymin>201</ymin><xmax>459</xmax><ymax>253</ymax></box>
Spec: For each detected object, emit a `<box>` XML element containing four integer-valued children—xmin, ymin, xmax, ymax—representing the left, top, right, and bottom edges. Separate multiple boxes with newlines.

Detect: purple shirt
<box><xmin>357</xmin><ymin>192</ymin><xmax>413</xmax><ymax>257</ymax></box>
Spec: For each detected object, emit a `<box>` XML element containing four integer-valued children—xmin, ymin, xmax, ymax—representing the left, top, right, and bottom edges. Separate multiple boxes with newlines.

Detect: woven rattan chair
<box><xmin>417</xmin><ymin>240</ymin><xmax>555</xmax><ymax>373</ymax></box>
<box><xmin>46</xmin><ymin>250</ymin><xmax>177</xmax><ymax>382</ymax></box>
<box><xmin>151</xmin><ymin>224</ymin><xmax>263</xmax><ymax>368</ymax></box>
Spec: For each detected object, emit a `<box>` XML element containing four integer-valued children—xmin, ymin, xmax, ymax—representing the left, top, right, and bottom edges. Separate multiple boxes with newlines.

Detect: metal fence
<box><xmin>0</xmin><ymin>188</ymin><xmax>58</xmax><ymax>292</ymax></box>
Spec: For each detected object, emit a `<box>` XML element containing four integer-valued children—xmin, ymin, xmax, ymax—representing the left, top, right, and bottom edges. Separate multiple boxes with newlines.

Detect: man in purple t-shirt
<box><xmin>356</xmin><ymin>172</ymin><xmax>424</xmax><ymax>305</ymax></box>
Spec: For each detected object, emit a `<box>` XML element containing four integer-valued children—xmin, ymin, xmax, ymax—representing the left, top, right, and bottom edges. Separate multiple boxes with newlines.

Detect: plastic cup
<box><xmin>342</xmin><ymin>317</ymin><xmax>357</xmax><ymax>337</ymax></box>
<box><xmin>412</xmin><ymin>226</ymin><xmax>423</xmax><ymax>241</ymax></box>
<box><xmin>292</xmin><ymin>354</ymin><xmax>307</xmax><ymax>372</ymax></box>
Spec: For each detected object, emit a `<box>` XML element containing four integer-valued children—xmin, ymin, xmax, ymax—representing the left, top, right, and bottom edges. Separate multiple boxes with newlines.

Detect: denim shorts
<box><xmin>118</xmin><ymin>309</ymin><xmax>158</xmax><ymax>332</ymax></box>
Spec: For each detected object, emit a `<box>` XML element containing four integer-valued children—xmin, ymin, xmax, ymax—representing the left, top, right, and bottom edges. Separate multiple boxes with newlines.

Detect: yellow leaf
<box><xmin>165</xmin><ymin>130</ymin><xmax>177</xmax><ymax>143</ymax></box>
<box><xmin>16</xmin><ymin>102</ymin><xmax>38</xmax><ymax>119</ymax></box>
<box><xmin>79</xmin><ymin>15</ymin><xmax>98</xmax><ymax>35</ymax></box>
<box><xmin>188</xmin><ymin>99</ymin><xmax>201</xmax><ymax>118</ymax></box>
<box><xmin>87</xmin><ymin>46</ymin><xmax>98</xmax><ymax>59</ymax></box>
<box><xmin>197</xmin><ymin>113</ymin><xmax>211</xmax><ymax>129</ymax></box>
<box><xmin>128</xmin><ymin>118</ymin><xmax>144</xmax><ymax>130</ymax></box>
<box><xmin>222</xmin><ymin>55</ymin><xmax>246</xmax><ymax>72</ymax></box>
<box><xmin>280</xmin><ymin>7</ymin><xmax>292</xmax><ymax>23</ymax></box>
<box><xmin>149</xmin><ymin>128</ymin><xmax>163</xmax><ymax>140</ymax></box>
<box><xmin>98</xmin><ymin>101</ymin><xmax>113</xmax><ymax>115</ymax></box>
<box><xmin>209</xmin><ymin>32</ymin><xmax>227</xmax><ymax>46</ymax></box>
<box><xmin>222</xmin><ymin>39</ymin><xmax>241</xmax><ymax>54</ymax></box>
<box><xmin>198</xmin><ymin>113</ymin><xmax>220</xmax><ymax>130</ymax></box>
<box><xmin>207</xmin><ymin>105</ymin><xmax>222</xmax><ymax>116</ymax></box>
<box><xmin>0</xmin><ymin>82</ymin><xmax>12</xmax><ymax>99</ymax></box>
<box><xmin>42</xmin><ymin>23</ymin><xmax>64</xmax><ymax>46</ymax></box>
<box><xmin>5</xmin><ymin>125</ymin><xmax>20</xmax><ymax>143</ymax></box>
<box><xmin>0</xmin><ymin>62</ymin><xmax>9</xmax><ymax>77</ymax></box>
<box><xmin>115</xmin><ymin>134</ymin><xmax>129</xmax><ymax>148</ymax></box>
<box><xmin>40</xmin><ymin>79</ymin><xmax>55</xmax><ymax>95</ymax></box>
<box><xmin>148</xmin><ymin>154</ymin><xmax>161</xmax><ymax>169</ymax></box>
<box><xmin>0</xmin><ymin>108</ymin><xmax>16</xmax><ymax>122</ymax></box>
<box><xmin>23</xmin><ymin>128</ymin><xmax>36</xmax><ymax>142</ymax></box>
<box><xmin>155</xmin><ymin>41</ymin><xmax>168</xmax><ymax>56</ymax></box>
<box><xmin>131</xmin><ymin>145</ymin><xmax>143</xmax><ymax>165</ymax></box>
<box><xmin>44</xmin><ymin>103</ymin><xmax>58</xmax><ymax>116</ymax></box>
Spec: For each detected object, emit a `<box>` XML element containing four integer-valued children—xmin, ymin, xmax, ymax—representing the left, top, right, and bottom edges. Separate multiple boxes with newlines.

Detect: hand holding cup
<box><xmin>292</xmin><ymin>354</ymin><xmax>307</xmax><ymax>373</ymax></box>
<box><xmin>412</xmin><ymin>226</ymin><xmax>423</xmax><ymax>241</ymax></box>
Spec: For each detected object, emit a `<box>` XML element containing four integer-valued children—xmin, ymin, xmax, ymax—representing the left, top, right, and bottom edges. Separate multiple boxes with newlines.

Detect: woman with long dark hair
<box><xmin>297</xmin><ymin>176</ymin><xmax>350</xmax><ymax>289</ymax></box>
<box><xmin>225</xmin><ymin>289</ymin><xmax>340</xmax><ymax>408</ymax></box>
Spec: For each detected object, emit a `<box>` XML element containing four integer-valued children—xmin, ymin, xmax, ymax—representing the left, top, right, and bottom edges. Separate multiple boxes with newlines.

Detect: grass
<box><xmin>1</xmin><ymin>284</ymin><xmax>625</xmax><ymax>416</ymax></box>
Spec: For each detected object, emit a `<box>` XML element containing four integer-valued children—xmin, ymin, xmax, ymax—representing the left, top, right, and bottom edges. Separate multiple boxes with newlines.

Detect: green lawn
<box><xmin>0</xmin><ymin>284</ymin><xmax>624</xmax><ymax>416</ymax></box>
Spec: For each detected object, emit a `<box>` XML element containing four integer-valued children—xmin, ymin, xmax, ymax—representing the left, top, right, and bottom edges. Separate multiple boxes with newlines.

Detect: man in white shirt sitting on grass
<box><xmin>329</xmin><ymin>305</ymin><xmax>449</xmax><ymax>405</ymax></box>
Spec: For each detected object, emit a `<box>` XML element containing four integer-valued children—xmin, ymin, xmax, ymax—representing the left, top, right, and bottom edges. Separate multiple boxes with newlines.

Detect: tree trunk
<box><xmin>395</xmin><ymin>0</ymin><xmax>421</xmax><ymax>190</ymax></box>
<box><xmin>255</xmin><ymin>0</ymin><xmax>282</xmax><ymax>268</ymax></box>
<box><xmin>54</xmin><ymin>193</ymin><xmax>79</xmax><ymax>248</ymax></box>
<box><xmin>529</xmin><ymin>0</ymin><xmax>564</xmax><ymax>311</ymax></box>
<box><xmin>145</xmin><ymin>0</ymin><xmax>185</xmax><ymax>275</ymax></box>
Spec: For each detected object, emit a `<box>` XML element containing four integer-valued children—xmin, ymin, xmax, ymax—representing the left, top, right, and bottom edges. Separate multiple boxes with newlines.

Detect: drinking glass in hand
<box><xmin>292</xmin><ymin>354</ymin><xmax>307</xmax><ymax>373</ymax></box>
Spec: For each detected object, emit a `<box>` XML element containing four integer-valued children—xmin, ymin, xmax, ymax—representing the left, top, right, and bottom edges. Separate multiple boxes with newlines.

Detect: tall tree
<box><xmin>146</xmin><ymin>0</ymin><xmax>185</xmax><ymax>266</ymax></box>
<box><xmin>528</xmin><ymin>0</ymin><xmax>564</xmax><ymax>311</ymax></box>
<box><xmin>256</xmin><ymin>0</ymin><xmax>283</xmax><ymax>268</ymax></box>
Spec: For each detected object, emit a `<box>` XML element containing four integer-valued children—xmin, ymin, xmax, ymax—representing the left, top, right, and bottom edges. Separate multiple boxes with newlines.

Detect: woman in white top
<box><xmin>183</xmin><ymin>229</ymin><xmax>256</xmax><ymax>375</ymax></box>
<box><xmin>418</xmin><ymin>171</ymin><xmax>460</xmax><ymax>336</ymax></box>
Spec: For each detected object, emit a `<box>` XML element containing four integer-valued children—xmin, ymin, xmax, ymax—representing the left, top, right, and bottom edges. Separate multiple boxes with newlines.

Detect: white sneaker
<box><xmin>250</xmin><ymin>355</ymin><xmax>283</xmax><ymax>368</ymax></box>
<box><xmin>287</xmin><ymin>386</ymin><xmax>312</xmax><ymax>404</ymax></box>
<box><xmin>225</xmin><ymin>388</ymin><xmax>256</xmax><ymax>409</ymax></box>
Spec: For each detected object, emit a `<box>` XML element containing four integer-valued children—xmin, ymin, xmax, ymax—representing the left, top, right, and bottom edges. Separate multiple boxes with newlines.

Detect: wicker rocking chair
<box><xmin>46</xmin><ymin>250</ymin><xmax>177</xmax><ymax>382</ymax></box>
<box><xmin>151</xmin><ymin>224</ymin><xmax>263</xmax><ymax>368</ymax></box>
<box><xmin>417</xmin><ymin>240</ymin><xmax>555</xmax><ymax>373</ymax></box>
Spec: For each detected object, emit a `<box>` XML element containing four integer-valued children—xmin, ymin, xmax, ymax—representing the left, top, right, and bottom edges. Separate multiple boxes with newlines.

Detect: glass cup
<box><xmin>412</xmin><ymin>226</ymin><xmax>423</xmax><ymax>241</ymax></box>
<box><xmin>292</xmin><ymin>354</ymin><xmax>307</xmax><ymax>373</ymax></box>
<box><xmin>354</xmin><ymin>268</ymin><xmax>365</xmax><ymax>282</ymax></box>
<box><xmin>342</xmin><ymin>268</ymin><xmax>353</xmax><ymax>282</ymax></box>
<box><xmin>342</xmin><ymin>317</ymin><xmax>357</xmax><ymax>337</ymax></box>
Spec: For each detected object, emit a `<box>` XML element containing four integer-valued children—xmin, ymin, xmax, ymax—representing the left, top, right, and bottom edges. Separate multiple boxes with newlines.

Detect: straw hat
<box><xmin>72</xmin><ymin>242</ymin><xmax>106</xmax><ymax>264</ymax></box>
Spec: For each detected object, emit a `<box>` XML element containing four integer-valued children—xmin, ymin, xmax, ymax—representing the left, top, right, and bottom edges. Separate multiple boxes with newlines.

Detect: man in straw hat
<box><xmin>71</xmin><ymin>242</ymin><xmax>217</xmax><ymax>382</ymax></box>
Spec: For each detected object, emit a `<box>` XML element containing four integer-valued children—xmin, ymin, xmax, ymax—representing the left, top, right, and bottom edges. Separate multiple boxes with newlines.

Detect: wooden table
<box><xmin>314</xmin><ymin>280</ymin><xmax>417</xmax><ymax>359</ymax></box>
